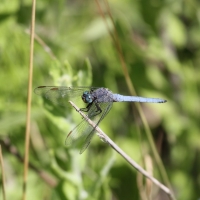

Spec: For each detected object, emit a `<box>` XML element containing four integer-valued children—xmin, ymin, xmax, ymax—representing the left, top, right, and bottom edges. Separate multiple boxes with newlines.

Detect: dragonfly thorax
<box><xmin>82</xmin><ymin>91</ymin><xmax>94</xmax><ymax>103</ymax></box>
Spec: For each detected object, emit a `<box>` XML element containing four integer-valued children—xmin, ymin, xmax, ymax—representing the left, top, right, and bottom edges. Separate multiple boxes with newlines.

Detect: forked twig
<box><xmin>69</xmin><ymin>101</ymin><xmax>176</xmax><ymax>200</ymax></box>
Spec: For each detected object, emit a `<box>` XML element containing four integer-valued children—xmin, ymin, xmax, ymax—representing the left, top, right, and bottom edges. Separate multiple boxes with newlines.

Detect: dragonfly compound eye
<box><xmin>82</xmin><ymin>91</ymin><xmax>93</xmax><ymax>103</ymax></box>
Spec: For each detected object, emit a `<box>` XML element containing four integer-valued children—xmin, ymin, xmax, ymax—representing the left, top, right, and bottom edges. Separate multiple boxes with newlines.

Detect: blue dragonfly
<box><xmin>35</xmin><ymin>86</ymin><xmax>166</xmax><ymax>153</ymax></box>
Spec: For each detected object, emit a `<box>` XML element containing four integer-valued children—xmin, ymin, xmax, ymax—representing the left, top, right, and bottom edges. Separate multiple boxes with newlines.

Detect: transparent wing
<box><xmin>34</xmin><ymin>86</ymin><xmax>98</xmax><ymax>108</ymax></box>
<box><xmin>35</xmin><ymin>86</ymin><xmax>113</xmax><ymax>153</ymax></box>
<box><xmin>65</xmin><ymin>102</ymin><xmax>113</xmax><ymax>154</ymax></box>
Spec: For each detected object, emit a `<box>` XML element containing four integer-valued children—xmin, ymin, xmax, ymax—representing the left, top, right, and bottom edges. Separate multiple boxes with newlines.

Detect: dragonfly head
<box><xmin>82</xmin><ymin>91</ymin><xmax>93</xmax><ymax>103</ymax></box>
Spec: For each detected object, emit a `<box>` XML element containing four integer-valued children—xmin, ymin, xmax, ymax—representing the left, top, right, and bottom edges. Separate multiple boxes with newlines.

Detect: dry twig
<box><xmin>69</xmin><ymin>101</ymin><xmax>176</xmax><ymax>200</ymax></box>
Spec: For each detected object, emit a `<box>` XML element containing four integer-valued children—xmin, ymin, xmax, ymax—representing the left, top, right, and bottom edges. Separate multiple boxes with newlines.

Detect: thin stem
<box><xmin>96</xmin><ymin>0</ymin><xmax>173</xmax><ymax>195</ymax></box>
<box><xmin>68</xmin><ymin>101</ymin><xmax>176</xmax><ymax>200</ymax></box>
<box><xmin>25</xmin><ymin>29</ymin><xmax>57</xmax><ymax>60</ymax></box>
<box><xmin>1</xmin><ymin>138</ymin><xmax>57</xmax><ymax>188</ymax></box>
<box><xmin>0</xmin><ymin>145</ymin><xmax>6</xmax><ymax>200</ymax></box>
<box><xmin>23</xmin><ymin>0</ymin><xmax>36</xmax><ymax>199</ymax></box>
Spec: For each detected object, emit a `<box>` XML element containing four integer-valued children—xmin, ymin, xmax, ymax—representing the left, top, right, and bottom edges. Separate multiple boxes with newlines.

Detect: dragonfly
<box><xmin>34</xmin><ymin>86</ymin><xmax>167</xmax><ymax>153</ymax></box>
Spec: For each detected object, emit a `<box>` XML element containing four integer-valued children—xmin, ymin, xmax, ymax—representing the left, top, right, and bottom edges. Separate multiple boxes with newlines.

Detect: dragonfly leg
<box><xmin>80</xmin><ymin>102</ymin><xmax>93</xmax><ymax>112</ymax></box>
<box><xmin>93</xmin><ymin>103</ymin><xmax>102</xmax><ymax>116</ymax></box>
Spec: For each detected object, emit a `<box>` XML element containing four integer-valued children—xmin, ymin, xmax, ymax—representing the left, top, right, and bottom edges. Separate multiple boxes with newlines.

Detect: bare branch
<box><xmin>69</xmin><ymin>101</ymin><xmax>176</xmax><ymax>200</ymax></box>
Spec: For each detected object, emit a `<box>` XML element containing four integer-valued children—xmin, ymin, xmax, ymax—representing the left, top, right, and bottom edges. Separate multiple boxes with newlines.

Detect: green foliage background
<box><xmin>0</xmin><ymin>0</ymin><xmax>200</xmax><ymax>199</ymax></box>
